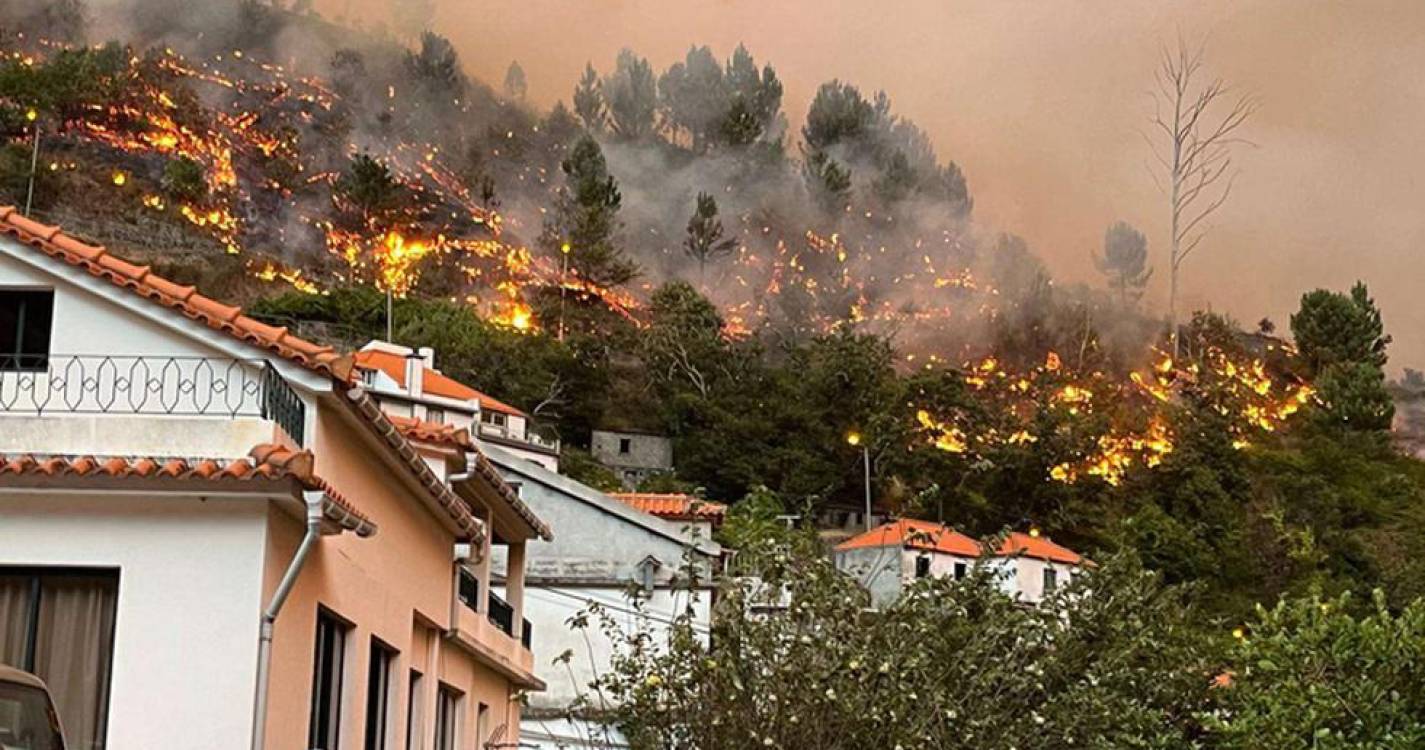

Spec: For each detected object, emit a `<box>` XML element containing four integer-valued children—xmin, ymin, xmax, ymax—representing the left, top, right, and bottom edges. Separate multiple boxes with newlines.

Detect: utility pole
<box><xmin>24</xmin><ymin>109</ymin><xmax>40</xmax><ymax>216</ymax></box>
<box><xmin>385</xmin><ymin>288</ymin><xmax>394</xmax><ymax>342</ymax></box>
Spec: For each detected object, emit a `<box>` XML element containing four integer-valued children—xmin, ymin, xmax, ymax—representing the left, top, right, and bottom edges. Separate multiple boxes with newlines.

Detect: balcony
<box><xmin>476</xmin><ymin>421</ymin><xmax>560</xmax><ymax>454</ymax></box>
<box><xmin>0</xmin><ymin>354</ymin><xmax>306</xmax><ymax>446</ymax></box>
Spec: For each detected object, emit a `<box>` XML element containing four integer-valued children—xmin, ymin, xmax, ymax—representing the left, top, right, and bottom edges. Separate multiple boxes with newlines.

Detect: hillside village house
<box><xmin>589</xmin><ymin>429</ymin><xmax>673</xmax><ymax>490</ymax></box>
<box><xmin>834</xmin><ymin>519</ymin><xmax>1086</xmax><ymax>607</ymax></box>
<box><xmin>481</xmin><ymin>447</ymin><xmax>723</xmax><ymax>750</ymax></box>
<box><xmin>353</xmin><ymin>340</ymin><xmax>561</xmax><ymax>471</ymax></box>
<box><xmin>0</xmin><ymin>208</ymin><xmax>546</xmax><ymax>750</ymax></box>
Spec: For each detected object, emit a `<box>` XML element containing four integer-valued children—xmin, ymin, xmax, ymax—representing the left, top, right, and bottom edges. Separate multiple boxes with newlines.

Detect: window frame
<box><xmin>363</xmin><ymin>638</ymin><xmax>397</xmax><ymax>750</ymax></box>
<box><xmin>0</xmin><ymin>566</ymin><xmax>119</xmax><ymax>750</ymax></box>
<box><xmin>0</xmin><ymin>288</ymin><xmax>55</xmax><ymax>373</ymax></box>
<box><xmin>433</xmin><ymin>684</ymin><xmax>462</xmax><ymax>750</ymax></box>
<box><xmin>913</xmin><ymin>555</ymin><xmax>931</xmax><ymax>579</ymax></box>
<box><xmin>308</xmin><ymin>607</ymin><xmax>352</xmax><ymax>750</ymax></box>
<box><xmin>1042</xmin><ymin>566</ymin><xmax>1058</xmax><ymax>594</ymax></box>
<box><xmin>404</xmin><ymin>670</ymin><xmax>422</xmax><ymax>750</ymax></box>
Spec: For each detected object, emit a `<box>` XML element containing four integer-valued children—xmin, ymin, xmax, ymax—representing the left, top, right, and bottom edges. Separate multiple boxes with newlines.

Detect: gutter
<box><xmin>250</xmin><ymin>490</ymin><xmax>324</xmax><ymax>750</ymax></box>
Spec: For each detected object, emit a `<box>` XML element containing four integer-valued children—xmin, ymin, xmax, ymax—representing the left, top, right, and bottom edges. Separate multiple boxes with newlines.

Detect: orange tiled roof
<box><xmin>0</xmin><ymin>443</ymin><xmax>375</xmax><ymax>535</ymax></box>
<box><xmin>995</xmin><ymin>531</ymin><xmax>1083</xmax><ymax>565</ymax></box>
<box><xmin>353</xmin><ymin>350</ymin><xmax>526</xmax><ymax>416</ymax></box>
<box><xmin>611</xmin><ymin>493</ymin><xmax>727</xmax><ymax>524</ymax></box>
<box><xmin>836</xmin><ymin>519</ymin><xmax>981</xmax><ymax>557</ymax></box>
<box><xmin>388</xmin><ymin>414</ymin><xmax>474</xmax><ymax>449</ymax></box>
<box><xmin>0</xmin><ymin>207</ymin><xmax>348</xmax><ymax>378</ymax></box>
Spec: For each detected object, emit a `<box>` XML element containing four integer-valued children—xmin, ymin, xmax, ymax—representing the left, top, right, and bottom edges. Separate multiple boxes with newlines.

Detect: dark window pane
<box><xmin>0</xmin><ymin>290</ymin><xmax>54</xmax><ymax>372</ymax></box>
<box><xmin>309</xmin><ymin>611</ymin><xmax>349</xmax><ymax>750</ymax></box>
<box><xmin>364</xmin><ymin>641</ymin><xmax>394</xmax><ymax>750</ymax></box>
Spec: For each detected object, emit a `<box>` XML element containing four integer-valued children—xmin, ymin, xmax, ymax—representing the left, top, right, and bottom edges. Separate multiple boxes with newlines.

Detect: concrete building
<box><xmin>481</xmin><ymin>444</ymin><xmax>722</xmax><ymax>749</ymax></box>
<box><xmin>354</xmin><ymin>340</ymin><xmax>562</xmax><ymax>471</ymax></box>
<box><xmin>834</xmin><ymin>520</ymin><xmax>1085</xmax><ymax>607</ymax></box>
<box><xmin>590</xmin><ymin>429</ymin><xmax>672</xmax><ymax>489</ymax></box>
<box><xmin>0</xmin><ymin>208</ymin><xmax>545</xmax><ymax>750</ymax></box>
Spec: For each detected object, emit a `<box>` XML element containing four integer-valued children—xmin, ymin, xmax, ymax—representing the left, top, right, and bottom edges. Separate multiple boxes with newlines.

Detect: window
<box><xmin>0</xmin><ymin>568</ymin><xmax>118</xmax><ymax>750</ymax></box>
<box><xmin>308</xmin><ymin>609</ymin><xmax>350</xmax><ymax>750</ymax></box>
<box><xmin>457</xmin><ymin>568</ymin><xmax>480</xmax><ymax>612</ymax></box>
<box><xmin>404</xmin><ymin>671</ymin><xmax>422</xmax><ymax>750</ymax></box>
<box><xmin>618</xmin><ymin>437</ymin><xmax>632</xmax><ymax>455</ymax></box>
<box><xmin>364</xmin><ymin>639</ymin><xmax>396</xmax><ymax>750</ymax></box>
<box><xmin>481</xmin><ymin>411</ymin><xmax>507</xmax><ymax>427</ymax></box>
<box><xmin>475</xmin><ymin>703</ymin><xmax>490</xmax><ymax>749</ymax></box>
<box><xmin>1042</xmin><ymin>567</ymin><xmax>1058</xmax><ymax>594</ymax></box>
<box><xmin>953</xmin><ymin>562</ymin><xmax>968</xmax><ymax>580</ymax></box>
<box><xmin>0</xmin><ymin>290</ymin><xmax>54</xmax><ymax>372</ymax></box>
<box><xmin>426</xmin><ymin>408</ymin><xmax>445</xmax><ymax>425</ymax></box>
<box><xmin>433</xmin><ymin>685</ymin><xmax>461</xmax><ymax>750</ymax></box>
<box><xmin>914</xmin><ymin>555</ymin><xmax>931</xmax><ymax>579</ymax></box>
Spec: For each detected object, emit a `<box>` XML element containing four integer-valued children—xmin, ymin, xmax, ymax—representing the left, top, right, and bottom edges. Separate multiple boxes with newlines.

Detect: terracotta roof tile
<box><xmin>353</xmin><ymin>349</ymin><xmax>526</xmax><ymax>416</ymax></box>
<box><xmin>995</xmin><ymin>531</ymin><xmax>1084</xmax><ymax>565</ymax></box>
<box><xmin>836</xmin><ymin>519</ymin><xmax>982</xmax><ymax>557</ymax></box>
<box><xmin>387</xmin><ymin>415</ymin><xmax>552</xmax><ymax>541</ymax></box>
<box><xmin>0</xmin><ymin>444</ymin><xmax>375</xmax><ymax>536</ymax></box>
<box><xmin>343</xmin><ymin>386</ymin><xmax>485</xmax><ymax>541</ymax></box>
<box><xmin>611</xmin><ymin>493</ymin><xmax>727</xmax><ymax>525</ymax></box>
<box><xmin>0</xmin><ymin>207</ymin><xmax>349</xmax><ymax>378</ymax></box>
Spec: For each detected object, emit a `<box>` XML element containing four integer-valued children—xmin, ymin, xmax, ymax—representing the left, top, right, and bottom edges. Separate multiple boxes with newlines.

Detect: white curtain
<box><xmin>34</xmin><ymin>575</ymin><xmax>117</xmax><ymax>750</ymax></box>
<box><xmin>0</xmin><ymin>576</ymin><xmax>31</xmax><ymax>668</ymax></box>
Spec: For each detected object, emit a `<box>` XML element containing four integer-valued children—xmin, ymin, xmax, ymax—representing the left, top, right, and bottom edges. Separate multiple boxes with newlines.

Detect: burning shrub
<box><xmin>161</xmin><ymin>156</ymin><xmax>206</xmax><ymax>203</ymax></box>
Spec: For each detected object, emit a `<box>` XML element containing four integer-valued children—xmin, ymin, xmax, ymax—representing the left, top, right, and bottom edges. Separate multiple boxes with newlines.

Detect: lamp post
<box><xmin>847</xmin><ymin>431</ymin><xmax>871</xmax><ymax>531</ymax></box>
<box><xmin>558</xmin><ymin>241</ymin><xmax>571</xmax><ymax>342</ymax></box>
<box><xmin>24</xmin><ymin>108</ymin><xmax>40</xmax><ymax>217</ymax></box>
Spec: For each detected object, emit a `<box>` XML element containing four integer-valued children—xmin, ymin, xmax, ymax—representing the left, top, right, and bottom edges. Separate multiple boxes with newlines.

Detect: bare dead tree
<box><xmin>1145</xmin><ymin>36</ymin><xmax>1258</xmax><ymax>355</ymax></box>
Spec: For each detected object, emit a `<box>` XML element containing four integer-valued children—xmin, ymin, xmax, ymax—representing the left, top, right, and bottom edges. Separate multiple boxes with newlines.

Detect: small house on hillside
<box><xmin>354</xmin><ymin>340</ymin><xmax>561</xmax><ymax>471</ymax></box>
<box><xmin>590</xmin><ymin>428</ymin><xmax>672</xmax><ymax>489</ymax></box>
<box><xmin>834</xmin><ymin>520</ymin><xmax>1086</xmax><ymax>606</ymax></box>
<box><xmin>610</xmin><ymin>492</ymin><xmax>727</xmax><ymax>539</ymax></box>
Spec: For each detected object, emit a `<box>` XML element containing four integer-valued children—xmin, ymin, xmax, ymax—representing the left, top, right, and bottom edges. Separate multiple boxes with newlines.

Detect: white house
<box><xmin>481</xmin><ymin>444</ymin><xmax>723</xmax><ymax>750</ymax></box>
<box><xmin>834</xmin><ymin>520</ymin><xmax>1086</xmax><ymax>606</ymax></box>
<box><xmin>353</xmin><ymin>340</ymin><xmax>562</xmax><ymax>471</ymax></box>
<box><xmin>0</xmin><ymin>208</ymin><xmax>545</xmax><ymax>750</ymax></box>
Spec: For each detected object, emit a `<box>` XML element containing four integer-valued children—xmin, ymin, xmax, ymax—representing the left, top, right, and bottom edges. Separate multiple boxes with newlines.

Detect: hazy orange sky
<box><xmin>342</xmin><ymin>0</ymin><xmax>1424</xmax><ymax>372</ymax></box>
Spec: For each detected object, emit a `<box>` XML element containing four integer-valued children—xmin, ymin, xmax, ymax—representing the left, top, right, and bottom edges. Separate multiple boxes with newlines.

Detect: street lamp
<box><xmin>847</xmin><ymin>431</ymin><xmax>871</xmax><ymax>531</ymax></box>
<box><xmin>558</xmin><ymin>241</ymin><xmax>571</xmax><ymax>341</ymax></box>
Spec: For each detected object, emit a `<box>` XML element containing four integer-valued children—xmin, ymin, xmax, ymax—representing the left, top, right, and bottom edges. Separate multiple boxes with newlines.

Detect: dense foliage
<box><xmin>579</xmin><ymin>536</ymin><xmax>1425</xmax><ymax>749</ymax></box>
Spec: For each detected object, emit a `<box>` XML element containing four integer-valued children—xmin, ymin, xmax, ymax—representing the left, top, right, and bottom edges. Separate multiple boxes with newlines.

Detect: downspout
<box><xmin>447</xmin><ymin>470</ymin><xmax>485</xmax><ymax>637</ymax></box>
<box><xmin>251</xmin><ymin>490</ymin><xmax>325</xmax><ymax>750</ymax></box>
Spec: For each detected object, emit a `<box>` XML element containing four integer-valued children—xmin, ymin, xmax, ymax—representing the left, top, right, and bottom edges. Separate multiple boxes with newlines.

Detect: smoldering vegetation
<box><xmin>1</xmin><ymin>0</ymin><xmax>1168</xmax><ymax>372</ymax></box>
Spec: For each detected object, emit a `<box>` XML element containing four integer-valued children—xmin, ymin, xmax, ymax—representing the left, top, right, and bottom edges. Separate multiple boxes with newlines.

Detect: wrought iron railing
<box><xmin>0</xmin><ymin>354</ymin><xmax>306</xmax><ymax>445</ymax></box>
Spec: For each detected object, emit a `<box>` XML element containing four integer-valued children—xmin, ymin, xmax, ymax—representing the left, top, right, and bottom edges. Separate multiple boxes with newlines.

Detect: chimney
<box><xmin>405</xmin><ymin>350</ymin><xmax>424</xmax><ymax>398</ymax></box>
<box><xmin>419</xmin><ymin>346</ymin><xmax>435</xmax><ymax>369</ymax></box>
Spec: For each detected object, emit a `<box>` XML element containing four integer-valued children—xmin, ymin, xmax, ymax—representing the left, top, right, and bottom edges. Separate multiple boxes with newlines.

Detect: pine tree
<box><xmin>1095</xmin><ymin>221</ymin><xmax>1152</xmax><ymax>304</ymax></box>
<box><xmin>683</xmin><ymin>192</ymin><xmax>737</xmax><ymax>288</ymax></box>
<box><xmin>603</xmin><ymin>49</ymin><xmax>657</xmax><ymax>141</ymax></box>
<box><xmin>502</xmin><ymin>60</ymin><xmax>527</xmax><ymax>101</ymax></box>
<box><xmin>572</xmin><ymin>63</ymin><xmax>605</xmax><ymax>132</ymax></box>
<box><xmin>540</xmin><ymin>135</ymin><xmax>639</xmax><ymax>287</ymax></box>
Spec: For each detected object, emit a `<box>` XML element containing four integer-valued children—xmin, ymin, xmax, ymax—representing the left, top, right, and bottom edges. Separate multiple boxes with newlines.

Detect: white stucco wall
<box><xmin>987</xmin><ymin>557</ymin><xmax>1080</xmax><ymax>603</ymax></box>
<box><xmin>500</xmin><ymin>583</ymin><xmax>711</xmax><ymax>711</ymax></box>
<box><xmin>0</xmin><ymin>491</ymin><xmax>270</xmax><ymax>750</ymax></box>
<box><xmin>0</xmin><ymin>242</ymin><xmax>310</xmax><ymax>453</ymax></box>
